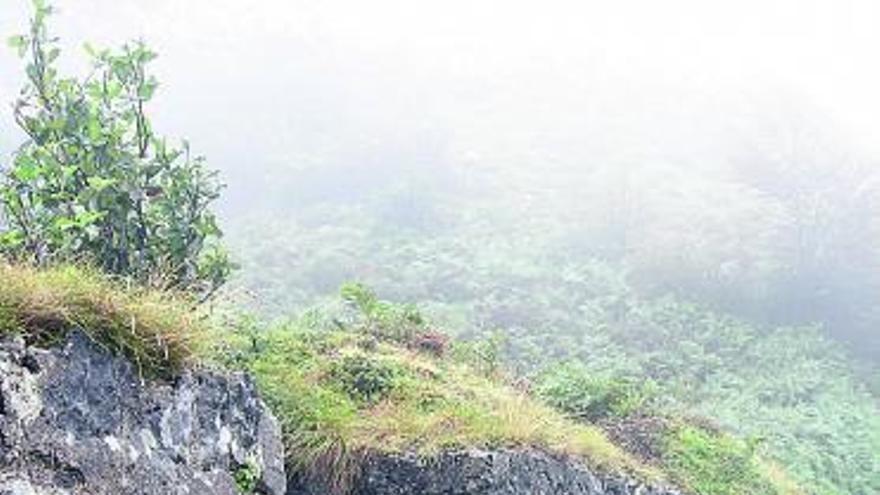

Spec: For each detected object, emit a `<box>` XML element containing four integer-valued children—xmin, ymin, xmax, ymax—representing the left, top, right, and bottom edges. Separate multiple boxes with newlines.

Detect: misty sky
<box><xmin>2</xmin><ymin>0</ymin><xmax>880</xmax><ymax>201</ymax></box>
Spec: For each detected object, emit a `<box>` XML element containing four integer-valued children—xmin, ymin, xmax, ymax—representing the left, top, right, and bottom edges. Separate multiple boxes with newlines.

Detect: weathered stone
<box><xmin>0</xmin><ymin>331</ymin><xmax>684</xmax><ymax>495</ymax></box>
<box><xmin>289</xmin><ymin>449</ymin><xmax>682</xmax><ymax>495</ymax></box>
<box><xmin>0</xmin><ymin>332</ymin><xmax>286</xmax><ymax>495</ymax></box>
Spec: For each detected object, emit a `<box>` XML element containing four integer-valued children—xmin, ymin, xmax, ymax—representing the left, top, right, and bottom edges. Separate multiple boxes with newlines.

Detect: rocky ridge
<box><xmin>0</xmin><ymin>331</ymin><xmax>684</xmax><ymax>495</ymax></box>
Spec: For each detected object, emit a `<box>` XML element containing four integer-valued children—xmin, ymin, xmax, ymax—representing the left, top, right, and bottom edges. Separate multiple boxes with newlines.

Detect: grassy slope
<box><xmin>215</xmin><ymin>324</ymin><xmax>653</xmax><ymax>492</ymax></box>
<box><xmin>0</xmin><ymin>263</ymin><xmax>205</xmax><ymax>376</ymax></box>
<box><xmin>214</xmin><ymin>284</ymin><xmax>804</xmax><ymax>495</ymax></box>
<box><xmin>0</xmin><ymin>264</ymin><xmax>802</xmax><ymax>495</ymax></box>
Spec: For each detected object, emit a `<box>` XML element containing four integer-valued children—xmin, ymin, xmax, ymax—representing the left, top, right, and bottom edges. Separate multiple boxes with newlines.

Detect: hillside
<box><xmin>227</xmin><ymin>212</ymin><xmax>880</xmax><ymax>495</ymax></box>
<box><xmin>0</xmin><ymin>263</ymin><xmax>801</xmax><ymax>495</ymax></box>
<box><xmin>2</xmin><ymin>3</ymin><xmax>878</xmax><ymax>494</ymax></box>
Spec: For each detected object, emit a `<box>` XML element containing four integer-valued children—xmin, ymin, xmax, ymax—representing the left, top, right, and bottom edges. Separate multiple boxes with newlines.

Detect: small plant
<box><xmin>536</xmin><ymin>363</ymin><xmax>654</xmax><ymax>422</ymax></box>
<box><xmin>233</xmin><ymin>456</ymin><xmax>261</xmax><ymax>494</ymax></box>
<box><xmin>450</xmin><ymin>332</ymin><xmax>506</xmax><ymax>376</ymax></box>
<box><xmin>339</xmin><ymin>282</ymin><xmax>428</xmax><ymax>346</ymax></box>
<box><xmin>330</xmin><ymin>354</ymin><xmax>400</xmax><ymax>404</ymax></box>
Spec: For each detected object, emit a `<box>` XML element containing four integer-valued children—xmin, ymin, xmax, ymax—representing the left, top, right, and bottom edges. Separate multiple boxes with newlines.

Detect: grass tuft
<box><xmin>0</xmin><ymin>263</ymin><xmax>206</xmax><ymax>377</ymax></box>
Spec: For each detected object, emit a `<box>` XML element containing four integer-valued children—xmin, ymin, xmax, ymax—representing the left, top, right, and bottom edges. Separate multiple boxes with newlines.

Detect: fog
<box><xmin>4</xmin><ymin>0</ymin><xmax>880</xmax><ymax>182</ymax></box>
<box><xmin>3</xmin><ymin>0</ymin><xmax>880</xmax><ymax>341</ymax></box>
<box><xmin>3</xmin><ymin>0</ymin><xmax>880</xmax><ymax>346</ymax></box>
<box><xmin>2</xmin><ymin>2</ymin><xmax>880</xmax><ymax>491</ymax></box>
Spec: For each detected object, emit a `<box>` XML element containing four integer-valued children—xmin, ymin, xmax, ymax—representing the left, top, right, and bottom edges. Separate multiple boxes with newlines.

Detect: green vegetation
<box><xmin>227</xmin><ymin>214</ymin><xmax>879</xmax><ymax>495</ymax></box>
<box><xmin>0</xmin><ymin>259</ymin><xmax>803</xmax><ymax>495</ymax></box>
<box><xmin>214</xmin><ymin>287</ymin><xmax>654</xmax><ymax>493</ymax></box>
<box><xmin>2</xmin><ymin>4</ymin><xmax>875</xmax><ymax>495</ymax></box>
<box><xmin>222</xmin><ymin>326</ymin><xmax>646</xmax><ymax>491</ymax></box>
<box><xmin>662</xmin><ymin>424</ymin><xmax>780</xmax><ymax>495</ymax></box>
<box><xmin>534</xmin><ymin>352</ymin><xmax>803</xmax><ymax>495</ymax></box>
<box><xmin>0</xmin><ymin>262</ymin><xmax>204</xmax><ymax>376</ymax></box>
<box><xmin>2</xmin><ymin>1</ymin><xmax>232</xmax><ymax>293</ymax></box>
<box><xmin>536</xmin><ymin>362</ymin><xmax>656</xmax><ymax>422</ymax></box>
<box><xmin>233</xmin><ymin>456</ymin><xmax>261</xmax><ymax>494</ymax></box>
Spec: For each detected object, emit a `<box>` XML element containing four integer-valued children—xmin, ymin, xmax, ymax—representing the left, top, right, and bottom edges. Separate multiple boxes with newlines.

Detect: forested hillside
<box><xmin>224</xmin><ymin>126</ymin><xmax>880</xmax><ymax>495</ymax></box>
<box><xmin>226</xmin><ymin>204</ymin><xmax>878</xmax><ymax>494</ymax></box>
<box><xmin>1</xmin><ymin>1</ymin><xmax>878</xmax><ymax>495</ymax></box>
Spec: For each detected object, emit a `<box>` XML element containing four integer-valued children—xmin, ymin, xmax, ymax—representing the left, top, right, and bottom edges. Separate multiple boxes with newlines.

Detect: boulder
<box><xmin>0</xmin><ymin>332</ymin><xmax>286</xmax><ymax>495</ymax></box>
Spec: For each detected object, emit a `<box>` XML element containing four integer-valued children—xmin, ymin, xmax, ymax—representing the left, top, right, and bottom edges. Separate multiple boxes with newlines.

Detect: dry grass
<box><xmin>0</xmin><ymin>263</ymin><xmax>207</xmax><ymax>376</ymax></box>
<box><xmin>350</xmin><ymin>356</ymin><xmax>650</xmax><ymax>476</ymax></box>
<box><xmin>222</xmin><ymin>326</ymin><xmax>664</xmax><ymax>492</ymax></box>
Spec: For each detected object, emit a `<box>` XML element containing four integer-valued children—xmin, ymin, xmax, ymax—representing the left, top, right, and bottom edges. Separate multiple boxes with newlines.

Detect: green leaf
<box><xmin>61</xmin><ymin>165</ymin><xmax>79</xmax><ymax>178</ymax></box>
<box><xmin>74</xmin><ymin>210</ymin><xmax>104</xmax><ymax>226</ymax></box>
<box><xmin>53</xmin><ymin>217</ymin><xmax>78</xmax><ymax>231</ymax></box>
<box><xmin>47</xmin><ymin>47</ymin><xmax>60</xmax><ymax>63</ymax></box>
<box><xmin>87</xmin><ymin>114</ymin><xmax>102</xmax><ymax>142</ymax></box>
<box><xmin>87</xmin><ymin>176</ymin><xmax>116</xmax><ymax>191</ymax></box>
<box><xmin>107</xmin><ymin>80</ymin><xmax>123</xmax><ymax>99</ymax></box>
<box><xmin>6</xmin><ymin>34</ymin><xmax>27</xmax><ymax>50</ymax></box>
<box><xmin>138</xmin><ymin>79</ymin><xmax>158</xmax><ymax>100</ymax></box>
<box><xmin>7</xmin><ymin>35</ymin><xmax>26</xmax><ymax>55</ymax></box>
<box><xmin>12</xmin><ymin>161</ymin><xmax>41</xmax><ymax>182</ymax></box>
<box><xmin>0</xmin><ymin>231</ymin><xmax>25</xmax><ymax>248</ymax></box>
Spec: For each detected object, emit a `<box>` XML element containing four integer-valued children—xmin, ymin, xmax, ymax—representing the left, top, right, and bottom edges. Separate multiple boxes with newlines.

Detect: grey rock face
<box><xmin>327</xmin><ymin>449</ymin><xmax>682</xmax><ymax>495</ymax></box>
<box><xmin>0</xmin><ymin>331</ymin><xmax>681</xmax><ymax>495</ymax></box>
<box><xmin>0</xmin><ymin>332</ymin><xmax>286</xmax><ymax>495</ymax></box>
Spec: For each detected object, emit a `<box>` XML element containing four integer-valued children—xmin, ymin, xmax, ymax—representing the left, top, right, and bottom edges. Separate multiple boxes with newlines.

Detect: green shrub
<box><xmin>233</xmin><ymin>457</ymin><xmax>261</xmax><ymax>494</ymax></box>
<box><xmin>663</xmin><ymin>425</ymin><xmax>778</xmax><ymax>495</ymax></box>
<box><xmin>330</xmin><ymin>354</ymin><xmax>401</xmax><ymax>404</ymax></box>
<box><xmin>536</xmin><ymin>362</ymin><xmax>654</xmax><ymax>421</ymax></box>
<box><xmin>449</xmin><ymin>332</ymin><xmax>506</xmax><ymax>376</ymax></box>
<box><xmin>2</xmin><ymin>1</ymin><xmax>232</xmax><ymax>294</ymax></box>
<box><xmin>340</xmin><ymin>282</ymin><xmax>428</xmax><ymax>345</ymax></box>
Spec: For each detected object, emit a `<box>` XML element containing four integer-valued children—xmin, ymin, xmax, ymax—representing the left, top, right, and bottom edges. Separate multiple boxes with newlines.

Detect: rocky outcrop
<box><xmin>290</xmin><ymin>449</ymin><xmax>682</xmax><ymax>495</ymax></box>
<box><xmin>0</xmin><ymin>332</ymin><xmax>286</xmax><ymax>495</ymax></box>
<box><xmin>0</xmin><ymin>331</ymin><xmax>681</xmax><ymax>495</ymax></box>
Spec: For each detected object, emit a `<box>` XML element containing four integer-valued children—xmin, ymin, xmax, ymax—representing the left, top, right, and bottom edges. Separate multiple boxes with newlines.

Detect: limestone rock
<box><xmin>0</xmin><ymin>332</ymin><xmax>286</xmax><ymax>495</ymax></box>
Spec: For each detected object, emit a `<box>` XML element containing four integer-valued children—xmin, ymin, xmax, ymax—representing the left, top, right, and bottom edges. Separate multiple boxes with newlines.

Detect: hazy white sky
<box><xmin>2</xmin><ymin>0</ymin><xmax>880</xmax><ymax>164</ymax></box>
